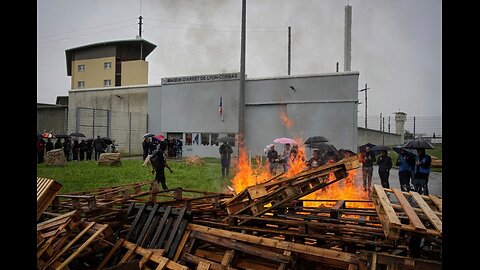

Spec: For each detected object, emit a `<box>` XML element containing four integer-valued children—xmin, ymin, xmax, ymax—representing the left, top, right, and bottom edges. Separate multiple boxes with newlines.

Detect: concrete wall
<box><xmin>37</xmin><ymin>107</ymin><xmax>68</xmax><ymax>134</ymax></box>
<box><xmin>245</xmin><ymin>72</ymin><xmax>359</xmax><ymax>156</ymax></box>
<box><xmin>122</xmin><ymin>60</ymin><xmax>148</xmax><ymax>85</ymax></box>
<box><xmin>357</xmin><ymin>127</ymin><xmax>402</xmax><ymax>147</ymax></box>
<box><xmin>71</xmin><ymin>56</ymin><xmax>116</xmax><ymax>89</ymax></box>
<box><xmin>67</xmin><ymin>86</ymin><xmax>148</xmax><ymax>155</ymax></box>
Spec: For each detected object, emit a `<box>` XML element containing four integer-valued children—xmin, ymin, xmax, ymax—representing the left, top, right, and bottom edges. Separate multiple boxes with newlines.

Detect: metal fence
<box><xmin>75</xmin><ymin>107</ymin><xmax>147</xmax><ymax>155</ymax></box>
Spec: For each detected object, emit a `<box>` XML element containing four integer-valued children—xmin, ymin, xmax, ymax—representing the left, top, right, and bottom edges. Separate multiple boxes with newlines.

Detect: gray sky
<box><xmin>37</xmin><ymin>0</ymin><xmax>442</xmax><ymax>119</ymax></box>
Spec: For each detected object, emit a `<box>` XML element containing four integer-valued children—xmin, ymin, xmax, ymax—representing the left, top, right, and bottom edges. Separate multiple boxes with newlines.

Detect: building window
<box><xmin>185</xmin><ymin>133</ymin><xmax>192</xmax><ymax>145</ymax></box>
<box><xmin>201</xmin><ymin>133</ymin><xmax>210</xmax><ymax>146</ymax></box>
<box><xmin>211</xmin><ymin>133</ymin><xmax>219</xmax><ymax>146</ymax></box>
<box><xmin>104</xmin><ymin>62</ymin><xmax>112</xmax><ymax>70</ymax></box>
<box><xmin>104</xmin><ymin>79</ymin><xmax>112</xmax><ymax>87</ymax></box>
<box><xmin>78</xmin><ymin>64</ymin><xmax>85</xmax><ymax>72</ymax></box>
<box><xmin>77</xmin><ymin>81</ymin><xmax>85</xmax><ymax>88</ymax></box>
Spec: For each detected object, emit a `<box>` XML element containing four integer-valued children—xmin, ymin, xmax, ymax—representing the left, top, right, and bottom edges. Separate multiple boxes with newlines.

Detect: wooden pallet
<box><xmin>97</xmin><ymin>238</ymin><xmax>189</xmax><ymax>270</ymax></box>
<box><xmin>224</xmin><ymin>156</ymin><xmax>360</xmax><ymax>225</ymax></box>
<box><xmin>37</xmin><ymin>209</ymin><xmax>112</xmax><ymax>270</ymax></box>
<box><xmin>120</xmin><ymin>205</ymin><xmax>192</xmax><ymax>260</ymax></box>
<box><xmin>370</xmin><ymin>184</ymin><xmax>442</xmax><ymax>240</ymax></box>
<box><xmin>37</xmin><ymin>177</ymin><xmax>63</xmax><ymax>221</ymax></box>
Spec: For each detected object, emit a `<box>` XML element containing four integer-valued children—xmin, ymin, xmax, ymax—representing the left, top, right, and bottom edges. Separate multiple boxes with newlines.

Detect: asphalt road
<box><xmin>353</xmin><ymin>165</ymin><xmax>442</xmax><ymax>197</ymax></box>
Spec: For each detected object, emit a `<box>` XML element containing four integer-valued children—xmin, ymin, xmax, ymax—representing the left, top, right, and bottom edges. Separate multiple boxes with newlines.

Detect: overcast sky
<box><xmin>37</xmin><ymin>0</ymin><xmax>442</xmax><ymax>120</ymax></box>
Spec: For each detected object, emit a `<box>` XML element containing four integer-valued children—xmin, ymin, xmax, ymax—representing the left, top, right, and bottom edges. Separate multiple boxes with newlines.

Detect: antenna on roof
<box><xmin>138</xmin><ymin>16</ymin><xmax>143</xmax><ymax>38</ymax></box>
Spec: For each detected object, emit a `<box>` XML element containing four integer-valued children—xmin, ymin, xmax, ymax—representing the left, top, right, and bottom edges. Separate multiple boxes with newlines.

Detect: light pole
<box><xmin>358</xmin><ymin>83</ymin><xmax>369</xmax><ymax>128</ymax></box>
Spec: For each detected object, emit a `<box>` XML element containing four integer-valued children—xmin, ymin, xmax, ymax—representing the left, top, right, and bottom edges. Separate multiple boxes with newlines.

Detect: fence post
<box><xmin>129</xmin><ymin>112</ymin><xmax>132</xmax><ymax>155</ymax></box>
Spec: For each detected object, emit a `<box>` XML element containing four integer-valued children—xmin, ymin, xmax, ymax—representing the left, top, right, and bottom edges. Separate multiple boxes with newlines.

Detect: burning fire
<box><xmin>231</xmin><ymin>109</ymin><xmax>370</xmax><ymax>208</ymax></box>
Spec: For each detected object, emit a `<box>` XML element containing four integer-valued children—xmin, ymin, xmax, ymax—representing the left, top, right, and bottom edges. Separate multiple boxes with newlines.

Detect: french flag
<box><xmin>218</xmin><ymin>96</ymin><xmax>223</xmax><ymax>117</ymax></box>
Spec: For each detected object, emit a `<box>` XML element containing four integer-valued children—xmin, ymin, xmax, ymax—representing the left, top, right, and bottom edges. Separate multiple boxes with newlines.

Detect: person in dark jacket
<box><xmin>72</xmin><ymin>140</ymin><xmax>80</xmax><ymax>161</ymax></box>
<box><xmin>377</xmin><ymin>150</ymin><xmax>392</xmax><ymax>188</ymax></box>
<box><xmin>153</xmin><ymin>141</ymin><xmax>173</xmax><ymax>190</ymax></box>
<box><xmin>396</xmin><ymin>149</ymin><xmax>415</xmax><ymax>191</ymax></box>
<box><xmin>360</xmin><ymin>146</ymin><xmax>376</xmax><ymax>192</ymax></box>
<box><xmin>86</xmin><ymin>140</ymin><xmax>93</xmax><ymax>161</ymax></box>
<box><xmin>54</xmin><ymin>139</ymin><xmax>62</xmax><ymax>150</ymax></box>
<box><xmin>45</xmin><ymin>138</ymin><xmax>54</xmax><ymax>153</ymax></box>
<box><xmin>219</xmin><ymin>142</ymin><xmax>233</xmax><ymax>177</ymax></box>
<box><xmin>267</xmin><ymin>145</ymin><xmax>280</xmax><ymax>175</ymax></box>
<box><xmin>412</xmin><ymin>148</ymin><xmax>432</xmax><ymax>195</ymax></box>
<box><xmin>94</xmin><ymin>136</ymin><xmax>106</xmax><ymax>161</ymax></box>
<box><xmin>37</xmin><ymin>137</ymin><xmax>46</xmax><ymax>164</ymax></box>
<box><xmin>63</xmin><ymin>138</ymin><xmax>71</xmax><ymax>161</ymax></box>
<box><xmin>142</xmin><ymin>138</ymin><xmax>153</xmax><ymax>160</ymax></box>
<box><xmin>79</xmin><ymin>139</ymin><xmax>86</xmax><ymax>161</ymax></box>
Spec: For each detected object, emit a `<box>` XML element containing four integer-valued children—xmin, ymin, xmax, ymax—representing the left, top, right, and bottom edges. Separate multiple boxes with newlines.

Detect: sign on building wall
<box><xmin>161</xmin><ymin>72</ymin><xmax>239</xmax><ymax>85</ymax></box>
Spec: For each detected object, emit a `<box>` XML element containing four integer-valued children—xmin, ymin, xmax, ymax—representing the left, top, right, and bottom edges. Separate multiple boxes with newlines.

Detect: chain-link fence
<box><xmin>75</xmin><ymin>108</ymin><xmax>147</xmax><ymax>155</ymax></box>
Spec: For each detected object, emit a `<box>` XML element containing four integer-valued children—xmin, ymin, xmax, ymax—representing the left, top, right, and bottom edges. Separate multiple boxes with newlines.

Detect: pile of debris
<box><xmin>185</xmin><ymin>156</ymin><xmax>205</xmax><ymax>166</ymax></box>
<box><xmin>37</xmin><ymin>155</ymin><xmax>442</xmax><ymax>269</ymax></box>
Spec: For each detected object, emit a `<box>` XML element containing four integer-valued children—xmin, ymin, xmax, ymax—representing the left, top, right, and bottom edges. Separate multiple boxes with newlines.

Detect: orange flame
<box><xmin>232</xmin><ymin>147</ymin><xmax>271</xmax><ymax>193</ymax></box>
<box><xmin>280</xmin><ymin>110</ymin><xmax>293</xmax><ymax>129</ymax></box>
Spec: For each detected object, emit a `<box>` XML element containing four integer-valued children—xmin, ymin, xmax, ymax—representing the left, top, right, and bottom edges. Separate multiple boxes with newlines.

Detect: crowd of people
<box><xmin>36</xmin><ymin>135</ymin><xmax>116</xmax><ymax>164</ymax></box>
<box><xmin>142</xmin><ymin>137</ymin><xmax>183</xmax><ymax>161</ymax></box>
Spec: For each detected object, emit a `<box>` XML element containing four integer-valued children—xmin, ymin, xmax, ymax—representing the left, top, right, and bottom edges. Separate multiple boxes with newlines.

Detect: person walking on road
<box><xmin>377</xmin><ymin>150</ymin><xmax>392</xmax><ymax>188</ymax></box>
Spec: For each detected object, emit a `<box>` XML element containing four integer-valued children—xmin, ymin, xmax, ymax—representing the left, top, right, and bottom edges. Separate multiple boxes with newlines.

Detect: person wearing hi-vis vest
<box><xmin>412</xmin><ymin>148</ymin><xmax>432</xmax><ymax>195</ymax></box>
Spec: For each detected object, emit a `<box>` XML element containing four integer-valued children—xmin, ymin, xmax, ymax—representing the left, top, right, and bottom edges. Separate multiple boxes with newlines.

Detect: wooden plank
<box><xmin>392</xmin><ymin>189</ymin><xmax>427</xmax><ymax>231</ymax></box>
<box><xmin>167</xmin><ymin>219</ymin><xmax>189</xmax><ymax>259</ymax></box>
<box><xmin>410</xmin><ymin>192</ymin><xmax>442</xmax><ymax>234</ymax></box>
<box><xmin>183</xmin><ymin>253</ymin><xmax>237</xmax><ymax>270</ymax></box>
<box><xmin>119</xmin><ymin>244</ymin><xmax>138</xmax><ymax>264</ymax></box>
<box><xmin>372</xmin><ymin>185</ymin><xmax>401</xmax><ymax>226</ymax></box>
<box><xmin>196</xmin><ymin>261</ymin><xmax>211</xmax><ymax>270</ymax></box>
<box><xmin>155</xmin><ymin>257</ymin><xmax>169</xmax><ymax>270</ymax></box>
<box><xmin>192</xmin><ymin>231</ymin><xmax>290</xmax><ymax>263</ymax></box>
<box><xmin>125</xmin><ymin>204</ymin><xmax>147</xmax><ymax>241</ymax></box>
<box><xmin>187</xmin><ymin>224</ymin><xmax>356</xmax><ymax>265</ymax></box>
<box><xmin>155</xmin><ymin>218</ymin><xmax>174</xmax><ymax>249</ymax></box>
<box><xmin>136</xmin><ymin>204</ymin><xmax>160</xmax><ymax>245</ymax></box>
<box><xmin>138</xmin><ymin>250</ymin><xmax>153</xmax><ymax>269</ymax></box>
<box><xmin>221</xmin><ymin>250</ymin><xmax>235</xmax><ymax>266</ymax></box>
<box><xmin>173</xmin><ymin>230</ymin><xmax>191</xmax><ymax>262</ymax></box>
<box><xmin>96</xmin><ymin>239</ymin><xmax>125</xmax><ymax>270</ymax></box>
<box><xmin>164</xmin><ymin>207</ymin><xmax>187</xmax><ymax>255</ymax></box>
<box><xmin>149</xmin><ymin>206</ymin><xmax>172</xmax><ymax>248</ymax></box>
<box><xmin>278</xmin><ymin>250</ymin><xmax>291</xmax><ymax>270</ymax></box>
<box><xmin>114</xmin><ymin>202</ymin><xmax>136</xmax><ymax>240</ymax></box>
<box><xmin>55</xmin><ymin>224</ymin><xmax>108</xmax><ymax>270</ymax></box>
<box><xmin>429</xmin><ymin>194</ymin><xmax>442</xmax><ymax>212</ymax></box>
<box><xmin>42</xmin><ymin>222</ymin><xmax>96</xmax><ymax>270</ymax></box>
<box><xmin>371</xmin><ymin>253</ymin><xmax>377</xmax><ymax>270</ymax></box>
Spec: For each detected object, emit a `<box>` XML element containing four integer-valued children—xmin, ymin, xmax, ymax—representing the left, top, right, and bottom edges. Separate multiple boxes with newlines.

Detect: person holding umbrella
<box><xmin>376</xmin><ymin>149</ymin><xmax>392</xmax><ymax>188</ymax></box>
<box><xmin>267</xmin><ymin>144</ymin><xmax>280</xmax><ymax>175</ymax></box>
<box><xmin>412</xmin><ymin>148</ymin><xmax>432</xmax><ymax>195</ymax></box>
<box><xmin>395</xmin><ymin>148</ymin><xmax>415</xmax><ymax>191</ymax></box>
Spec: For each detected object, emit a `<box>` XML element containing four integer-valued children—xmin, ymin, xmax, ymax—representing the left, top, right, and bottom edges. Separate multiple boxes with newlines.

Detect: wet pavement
<box><xmin>353</xmin><ymin>165</ymin><xmax>442</xmax><ymax>197</ymax></box>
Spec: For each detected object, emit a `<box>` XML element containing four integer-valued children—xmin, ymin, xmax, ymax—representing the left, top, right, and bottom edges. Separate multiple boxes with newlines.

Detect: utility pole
<box><xmin>413</xmin><ymin>117</ymin><xmax>416</xmax><ymax>139</ymax></box>
<box><xmin>336</xmin><ymin>62</ymin><xmax>339</xmax><ymax>72</ymax></box>
<box><xmin>238</xmin><ymin>0</ymin><xmax>246</xmax><ymax>150</ymax></box>
<box><xmin>288</xmin><ymin>26</ymin><xmax>291</xmax><ymax>75</ymax></box>
<box><xmin>388</xmin><ymin>116</ymin><xmax>391</xmax><ymax>133</ymax></box>
<box><xmin>358</xmin><ymin>83</ymin><xmax>369</xmax><ymax>128</ymax></box>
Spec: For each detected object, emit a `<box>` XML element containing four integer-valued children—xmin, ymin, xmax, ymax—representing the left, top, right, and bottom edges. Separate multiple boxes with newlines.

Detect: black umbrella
<box><xmin>69</xmin><ymin>132</ymin><xmax>86</xmax><ymax>138</ymax></box>
<box><xmin>404</xmin><ymin>139</ymin><xmax>434</xmax><ymax>149</ymax></box>
<box><xmin>308</xmin><ymin>142</ymin><xmax>337</xmax><ymax>153</ymax></box>
<box><xmin>101</xmin><ymin>137</ymin><xmax>113</xmax><ymax>145</ymax></box>
<box><xmin>358</xmin><ymin>143</ymin><xmax>376</xmax><ymax>153</ymax></box>
<box><xmin>337</xmin><ymin>149</ymin><xmax>357</xmax><ymax>158</ymax></box>
<box><xmin>392</xmin><ymin>146</ymin><xmax>417</xmax><ymax>158</ymax></box>
<box><xmin>304</xmin><ymin>136</ymin><xmax>329</xmax><ymax>145</ymax></box>
<box><xmin>216</xmin><ymin>136</ymin><xmax>236</xmax><ymax>143</ymax></box>
<box><xmin>85</xmin><ymin>138</ymin><xmax>95</xmax><ymax>142</ymax></box>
